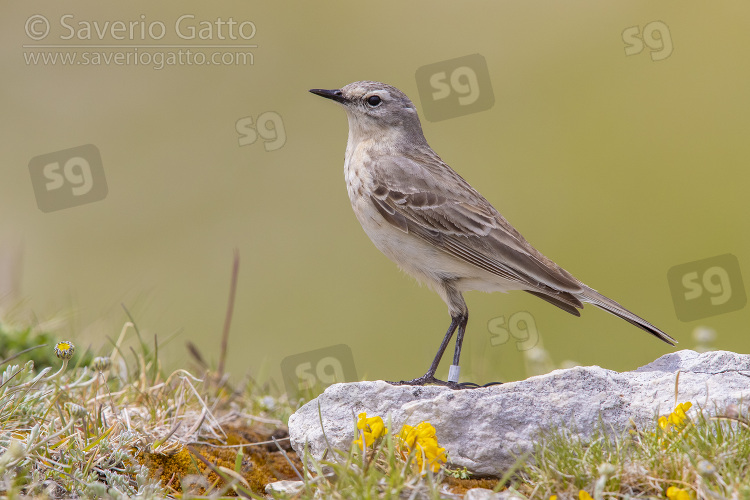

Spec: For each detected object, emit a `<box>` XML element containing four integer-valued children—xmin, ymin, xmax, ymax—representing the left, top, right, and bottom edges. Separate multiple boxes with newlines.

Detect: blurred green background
<box><xmin>1</xmin><ymin>2</ymin><xmax>748</xmax><ymax>388</ymax></box>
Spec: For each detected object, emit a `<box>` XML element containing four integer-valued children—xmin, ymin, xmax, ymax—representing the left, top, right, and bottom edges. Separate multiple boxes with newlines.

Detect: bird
<box><xmin>309</xmin><ymin>81</ymin><xmax>676</xmax><ymax>388</ymax></box>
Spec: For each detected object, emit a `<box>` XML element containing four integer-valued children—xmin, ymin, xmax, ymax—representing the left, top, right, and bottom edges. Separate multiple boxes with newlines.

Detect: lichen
<box><xmin>137</xmin><ymin>426</ymin><xmax>303</xmax><ymax>495</ymax></box>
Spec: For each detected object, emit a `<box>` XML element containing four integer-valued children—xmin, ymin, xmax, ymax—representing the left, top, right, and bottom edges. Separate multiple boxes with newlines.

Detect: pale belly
<box><xmin>347</xmin><ymin>193</ymin><xmax>521</xmax><ymax>295</ymax></box>
<box><xmin>343</xmin><ymin>148</ymin><xmax>520</xmax><ymax>295</ymax></box>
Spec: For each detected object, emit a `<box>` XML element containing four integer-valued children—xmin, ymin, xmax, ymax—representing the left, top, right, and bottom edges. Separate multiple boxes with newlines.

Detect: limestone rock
<box><xmin>265</xmin><ymin>479</ymin><xmax>304</xmax><ymax>496</ymax></box>
<box><xmin>463</xmin><ymin>487</ymin><xmax>510</xmax><ymax>499</ymax></box>
<box><xmin>288</xmin><ymin>350</ymin><xmax>749</xmax><ymax>475</ymax></box>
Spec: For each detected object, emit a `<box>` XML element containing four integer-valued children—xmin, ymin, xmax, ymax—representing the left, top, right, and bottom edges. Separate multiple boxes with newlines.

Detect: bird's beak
<box><xmin>309</xmin><ymin>88</ymin><xmax>348</xmax><ymax>104</ymax></box>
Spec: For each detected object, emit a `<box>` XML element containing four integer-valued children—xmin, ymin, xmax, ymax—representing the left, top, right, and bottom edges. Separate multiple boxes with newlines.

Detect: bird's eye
<box><xmin>366</xmin><ymin>95</ymin><xmax>382</xmax><ymax>107</ymax></box>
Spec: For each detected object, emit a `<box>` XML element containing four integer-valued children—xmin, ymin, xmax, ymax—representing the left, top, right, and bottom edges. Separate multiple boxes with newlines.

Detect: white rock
<box><xmin>265</xmin><ymin>479</ymin><xmax>304</xmax><ymax>495</ymax></box>
<box><xmin>288</xmin><ymin>350</ymin><xmax>750</xmax><ymax>475</ymax></box>
<box><xmin>463</xmin><ymin>487</ymin><xmax>503</xmax><ymax>499</ymax></box>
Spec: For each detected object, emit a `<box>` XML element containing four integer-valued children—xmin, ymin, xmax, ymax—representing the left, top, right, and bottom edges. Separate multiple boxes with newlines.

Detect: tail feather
<box><xmin>525</xmin><ymin>290</ymin><xmax>583</xmax><ymax>317</ymax></box>
<box><xmin>580</xmin><ymin>287</ymin><xmax>676</xmax><ymax>346</ymax></box>
<box><xmin>526</xmin><ymin>285</ymin><xmax>676</xmax><ymax>346</ymax></box>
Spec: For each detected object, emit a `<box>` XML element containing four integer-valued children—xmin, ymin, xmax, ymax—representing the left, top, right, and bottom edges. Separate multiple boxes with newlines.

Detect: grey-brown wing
<box><xmin>368</xmin><ymin>155</ymin><xmax>584</xmax><ymax>298</ymax></box>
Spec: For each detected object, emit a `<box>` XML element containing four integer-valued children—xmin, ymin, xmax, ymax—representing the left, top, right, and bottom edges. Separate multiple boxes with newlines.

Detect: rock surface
<box><xmin>288</xmin><ymin>350</ymin><xmax>750</xmax><ymax>475</ymax></box>
<box><xmin>463</xmin><ymin>488</ymin><xmax>517</xmax><ymax>500</ymax></box>
<box><xmin>265</xmin><ymin>480</ymin><xmax>304</xmax><ymax>496</ymax></box>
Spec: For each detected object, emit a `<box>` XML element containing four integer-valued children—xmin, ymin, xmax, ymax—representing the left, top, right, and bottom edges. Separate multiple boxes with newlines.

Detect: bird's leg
<box><xmin>421</xmin><ymin>314</ymin><xmax>463</xmax><ymax>381</ymax></box>
<box><xmin>448</xmin><ymin>314</ymin><xmax>469</xmax><ymax>381</ymax></box>
<box><xmin>388</xmin><ymin>314</ymin><xmax>465</xmax><ymax>388</ymax></box>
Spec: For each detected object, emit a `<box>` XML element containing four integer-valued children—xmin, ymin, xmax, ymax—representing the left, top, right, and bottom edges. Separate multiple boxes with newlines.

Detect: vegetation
<box><xmin>0</xmin><ymin>310</ymin><xmax>745</xmax><ymax>499</ymax></box>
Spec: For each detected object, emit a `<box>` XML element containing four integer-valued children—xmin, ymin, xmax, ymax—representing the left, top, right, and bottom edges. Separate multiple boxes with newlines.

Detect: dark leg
<box><xmin>448</xmin><ymin>313</ymin><xmax>504</xmax><ymax>389</ymax></box>
<box><xmin>387</xmin><ymin>283</ymin><xmax>473</xmax><ymax>388</ymax></box>
<box><xmin>389</xmin><ymin>313</ymin><xmax>466</xmax><ymax>387</ymax></box>
<box><xmin>422</xmin><ymin>314</ymin><xmax>462</xmax><ymax>380</ymax></box>
<box><xmin>451</xmin><ymin>314</ymin><xmax>469</xmax><ymax>366</ymax></box>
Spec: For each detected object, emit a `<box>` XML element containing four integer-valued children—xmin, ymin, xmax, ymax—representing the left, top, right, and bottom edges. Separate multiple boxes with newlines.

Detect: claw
<box><xmin>385</xmin><ymin>376</ymin><xmax>503</xmax><ymax>390</ymax></box>
<box><xmin>386</xmin><ymin>375</ymin><xmax>465</xmax><ymax>390</ymax></box>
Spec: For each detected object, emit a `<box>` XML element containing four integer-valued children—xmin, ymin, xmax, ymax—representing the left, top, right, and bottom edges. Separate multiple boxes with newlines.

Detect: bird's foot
<box><xmin>386</xmin><ymin>376</ymin><xmax>503</xmax><ymax>390</ymax></box>
<box><xmin>386</xmin><ymin>375</ymin><xmax>463</xmax><ymax>390</ymax></box>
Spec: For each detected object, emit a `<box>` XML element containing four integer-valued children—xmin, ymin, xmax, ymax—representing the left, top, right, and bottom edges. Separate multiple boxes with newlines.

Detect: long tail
<box><xmin>525</xmin><ymin>285</ymin><xmax>676</xmax><ymax>345</ymax></box>
<box><xmin>579</xmin><ymin>286</ymin><xmax>676</xmax><ymax>346</ymax></box>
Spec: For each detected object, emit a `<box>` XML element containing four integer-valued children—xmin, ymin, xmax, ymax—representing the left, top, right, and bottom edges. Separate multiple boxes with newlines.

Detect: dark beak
<box><xmin>309</xmin><ymin>88</ymin><xmax>348</xmax><ymax>104</ymax></box>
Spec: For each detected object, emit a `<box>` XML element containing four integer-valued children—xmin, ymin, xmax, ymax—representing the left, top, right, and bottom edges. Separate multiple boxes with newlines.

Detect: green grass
<box><xmin>520</xmin><ymin>407</ymin><xmax>750</xmax><ymax>499</ymax></box>
<box><xmin>1</xmin><ymin>314</ymin><xmax>747</xmax><ymax>499</ymax></box>
<box><xmin>0</xmin><ymin>321</ymin><xmax>93</xmax><ymax>370</ymax></box>
<box><xmin>296</xmin><ymin>430</ymin><xmax>449</xmax><ymax>499</ymax></box>
<box><xmin>273</xmin><ymin>400</ymin><xmax>749</xmax><ymax>500</ymax></box>
<box><xmin>0</xmin><ymin>317</ymin><xmax>295</xmax><ymax>499</ymax></box>
<box><xmin>0</xmin><ymin>322</ymin><xmax>165</xmax><ymax>498</ymax></box>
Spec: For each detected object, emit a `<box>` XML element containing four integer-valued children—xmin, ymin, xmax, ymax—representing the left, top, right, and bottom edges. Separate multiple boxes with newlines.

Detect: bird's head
<box><xmin>310</xmin><ymin>81</ymin><xmax>426</xmax><ymax>145</ymax></box>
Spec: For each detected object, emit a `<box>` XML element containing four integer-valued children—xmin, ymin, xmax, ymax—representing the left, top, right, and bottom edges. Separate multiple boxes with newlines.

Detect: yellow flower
<box><xmin>666</xmin><ymin>486</ymin><xmax>690</xmax><ymax>500</ymax></box>
<box><xmin>550</xmin><ymin>496</ymin><xmax>558</xmax><ymax>500</ymax></box>
<box><xmin>658</xmin><ymin>415</ymin><xmax>669</xmax><ymax>431</ymax></box>
<box><xmin>670</xmin><ymin>402</ymin><xmax>692</xmax><ymax>426</ymax></box>
<box><xmin>579</xmin><ymin>491</ymin><xmax>594</xmax><ymax>500</ymax></box>
<box><xmin>398</xmin><ymin>422</ymin><xmax>447</xmax><ymax>473</ymax></box>
<box><xmin>54</xmin><ymin>341</ymin><xmax>75</xmax><ymax>360</ymax></box>
<box><xmin>354</xmin><ymin>412</ymin><xmax>387</xmax><ymax>449</ymax></box>
<box><xmin>659</xmin><ymin>402</ymin><xmax>693</xmax><ymax>433</ymax></box>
